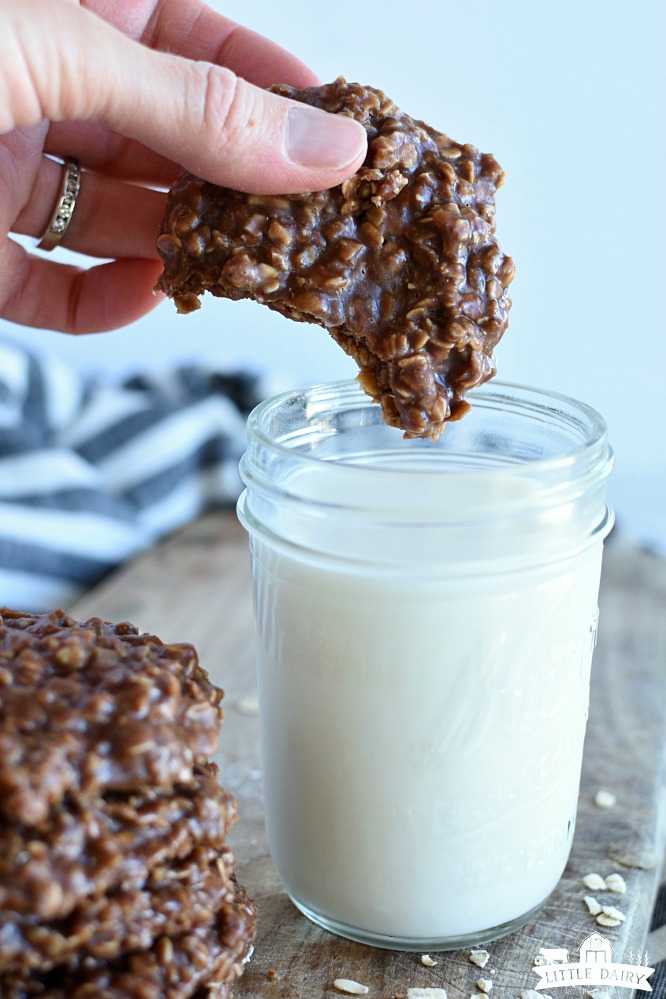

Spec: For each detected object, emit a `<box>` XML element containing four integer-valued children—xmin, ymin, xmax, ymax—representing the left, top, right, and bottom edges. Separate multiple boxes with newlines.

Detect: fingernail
<box><xmin>286</xmin><ymin>106</ymin><xmax>366</xmax><ymax>169</ymax></box>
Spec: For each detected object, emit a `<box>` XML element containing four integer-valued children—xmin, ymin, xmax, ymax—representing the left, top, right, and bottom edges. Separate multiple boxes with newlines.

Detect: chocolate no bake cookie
<box><xmin>0</xmin><ymin>609</ymin><xmax>223</xmax><ymax>826</ymax></box>
<box><xmin>0</xmin><ymin>608</ymin><xmax>255</xmax><ymax>999</ymax></box>
<box><xmin>157</xmin><ymin>77</ymin><xmax>514</xmax><ymax>439</ymax></box>
<box><xmin>0</xmin><ymin>847</ymin><xmax>232</xmax><ymax>975</ymax></box>
<box><xmin>0</xmin><ymin>882</ymin><xmax>256</xmax><ymax>999</ymax></box>
<box><xmin>0</xmin><ymin>764</ymin><xmax>234</xmax><ymax>921</ymax></box>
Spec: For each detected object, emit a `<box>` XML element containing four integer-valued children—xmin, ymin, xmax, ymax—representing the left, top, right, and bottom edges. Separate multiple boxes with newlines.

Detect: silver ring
<box><xmin>37</xmin><ymin>159</ymin><xmax>82</xmax><ymax>252</ymax></box>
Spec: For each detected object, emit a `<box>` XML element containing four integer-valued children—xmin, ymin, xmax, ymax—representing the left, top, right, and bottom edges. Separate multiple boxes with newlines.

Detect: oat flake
<box><xmin>582</xmin><ymin>873</ymin><xmax>607</xmax><ymax>891</ymax></box>
<box><xmin>596</xmin><ymin>913</ymin><xmax>622</xmax><ymax>927</ymax></box>
<box><xmin>468</xmin><ymin>949</ymin><xmax>490</xmax><ymax>968</ymax></box>
<box><xmin>237</xmin><ymin>694</ymin><xmax>260</xmax><ymax>715</ymax></box>
<box><xmin>605</xmin><ymin>872</ymin><xmax>626</xmax><ymax>893</ymax></box>
<box><xmin>594</xmin><ymin>789</ymin><xmax>617</xmax><ymax>809</ymax></box>
<box><xmin>333</xmin><ymin>979</ymin><xmax>370</xmax><ymax>995</ymax></box>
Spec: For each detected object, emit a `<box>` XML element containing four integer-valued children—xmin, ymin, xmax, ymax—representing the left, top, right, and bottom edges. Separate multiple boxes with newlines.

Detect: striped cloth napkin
<box><xmin>0</xmin><ymin>337</ymin><xmax>262</xmax><ymax>611</ymax></box>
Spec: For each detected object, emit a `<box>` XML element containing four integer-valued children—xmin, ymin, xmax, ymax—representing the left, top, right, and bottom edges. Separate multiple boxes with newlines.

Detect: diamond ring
<box><xmin>37</xmin><ymin>159</ymin><xmax>82</xmax><ymax>252</ymax></box>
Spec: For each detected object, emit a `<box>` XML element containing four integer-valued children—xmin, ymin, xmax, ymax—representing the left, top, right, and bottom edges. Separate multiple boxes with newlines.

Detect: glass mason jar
<box><xmin>237</xmin><ymin>380</ymin><xmax>614</xmax><ymax>951</ymax></box>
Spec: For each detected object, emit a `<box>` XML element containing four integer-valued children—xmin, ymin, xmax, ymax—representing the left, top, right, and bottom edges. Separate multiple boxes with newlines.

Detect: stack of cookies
<box><xmin>0</xmin><ymin>608</ymin><xmax>255</xmax><ymax>999</ymax></box>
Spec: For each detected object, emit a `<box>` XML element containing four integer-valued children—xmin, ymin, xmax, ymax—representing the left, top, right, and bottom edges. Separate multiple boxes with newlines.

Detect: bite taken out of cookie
<box><xmin>156</xmin><ymin>78</ymin><xmax>514</xmax><ymax>440</ymax></box>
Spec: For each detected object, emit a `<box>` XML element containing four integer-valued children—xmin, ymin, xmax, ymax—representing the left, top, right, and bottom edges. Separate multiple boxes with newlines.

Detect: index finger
<box><xmin>139</xmin><ymin>1</ymin><xmax>320</xmax><ymax>90</ymax></box>
<box><xmin>47</xmin><ymin>2</ymin><xmax>321</xmax><ymax>186</ymax></box>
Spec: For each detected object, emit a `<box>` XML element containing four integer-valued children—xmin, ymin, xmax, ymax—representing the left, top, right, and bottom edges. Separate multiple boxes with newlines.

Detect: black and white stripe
<box><xmin>0</xmin><ymin>339</ymin><xmax>262</xmax><ymax>610</ymax></box>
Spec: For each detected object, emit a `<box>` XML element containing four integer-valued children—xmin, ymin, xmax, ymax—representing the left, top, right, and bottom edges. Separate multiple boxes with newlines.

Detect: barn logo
<box><xmin>531</xmin><ymin>933</ymin><xmax>654</xmax><ymax>991</ymax></box>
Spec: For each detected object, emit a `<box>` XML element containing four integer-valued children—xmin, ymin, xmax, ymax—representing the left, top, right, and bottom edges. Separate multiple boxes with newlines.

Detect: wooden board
<box><xmin>72</xmin><ymin>512</ymin><xmax>666</xmax><ymax>997</ymax></box>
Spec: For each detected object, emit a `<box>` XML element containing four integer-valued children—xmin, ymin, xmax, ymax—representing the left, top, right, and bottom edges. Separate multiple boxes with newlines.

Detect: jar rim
<box><xmin>239</xmin><ymin>379</ymin><xmax>614</xmax><ymax>568</ymax></box>
<box><xmin>245</xmin><ymin>379</ymin><xmax>612</xmax><ymax>484</ymax></box>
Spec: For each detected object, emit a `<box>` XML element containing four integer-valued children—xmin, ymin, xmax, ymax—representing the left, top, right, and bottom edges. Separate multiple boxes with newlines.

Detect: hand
<box><xmin>0</xmin><ymin>0</ymin><xmax>367</xmax><ymax>333</ymax></box>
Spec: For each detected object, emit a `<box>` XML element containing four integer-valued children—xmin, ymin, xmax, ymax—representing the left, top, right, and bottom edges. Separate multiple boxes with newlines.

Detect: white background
<box><xmin>2</xmin><ymin>0</ymin><xmax>664</xmax><ymax>550</ymax></box>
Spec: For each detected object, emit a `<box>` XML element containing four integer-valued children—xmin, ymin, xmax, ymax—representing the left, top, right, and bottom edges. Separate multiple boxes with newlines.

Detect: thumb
<box><xmin>5</xmin><ymin>0</ymin><xmax>367</xmax><ymax>194</ymax></box>
<box><xmin>114</xmin><ymin>59</ymin><xmax>369</xmax><ymax>194</ymax></box>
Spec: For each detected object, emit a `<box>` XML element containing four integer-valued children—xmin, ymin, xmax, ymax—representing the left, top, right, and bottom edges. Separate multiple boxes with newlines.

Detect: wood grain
<box><xmin>72</xmin><ymin>514</ymin><xmax>666</xmax><ymax>998</ymax></box>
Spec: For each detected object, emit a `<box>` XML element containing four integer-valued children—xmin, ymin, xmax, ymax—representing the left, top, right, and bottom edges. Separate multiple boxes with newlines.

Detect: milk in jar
<box><xmin>238</xmin><ymin>380</ymin><xmax>613</xmax><ymax>949</ymax></box>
